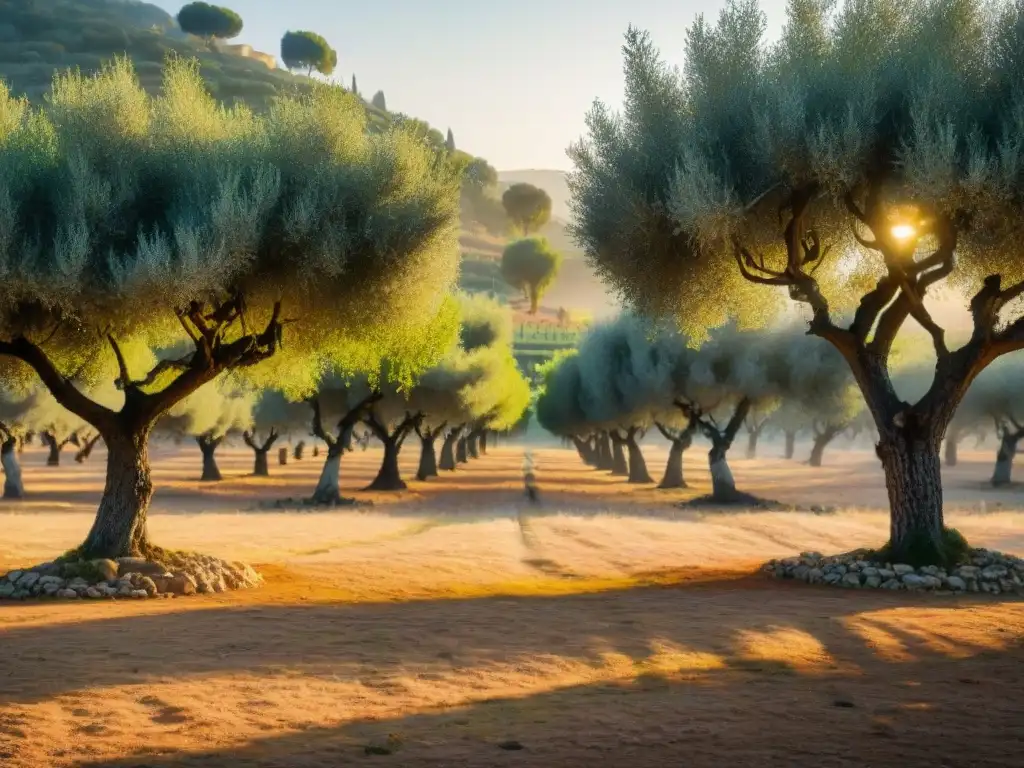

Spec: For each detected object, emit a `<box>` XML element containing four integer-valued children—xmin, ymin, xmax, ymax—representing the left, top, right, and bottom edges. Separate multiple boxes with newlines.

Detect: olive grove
<box><xmin>0</xmin><ymin>58</ymin><xmax>461</xmax><ymax>559</ymax></box>
<box><xmin>568</xmin><ymin>0</ymin><xmax>1024</xmax><ymax>563</ymax></box>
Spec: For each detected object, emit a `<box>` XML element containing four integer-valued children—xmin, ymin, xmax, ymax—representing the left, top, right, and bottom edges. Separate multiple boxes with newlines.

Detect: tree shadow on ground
<box><xmin>40</xmin><ymin>585</ymin><xmax>1019</xmax><ymax>768</ymax></box>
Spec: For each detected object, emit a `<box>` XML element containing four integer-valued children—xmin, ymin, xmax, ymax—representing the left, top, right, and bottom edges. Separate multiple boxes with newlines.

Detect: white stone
<box><xmin>902</xmin><ymin>574</ymin><xmax>928</xmax><ymax>589</ymax></box>
<box><xmin>981</xmin><ymin>565</ymin><xmax>1008</xmax><ymax>580</ymax></box>
<box><xmin>945</xmin><ymin>576</ymin><xmax>967</xmax><ymax>591</ymax></box>
<box><xmin>85</xmin><ymin>586</ymin><xmax>103</xmax><ymax>599</ymax></box>
<box><xmin>56</xmin><ymin>588</ymin><xmax>78</xmax><ymax>599</ymax></box>
<box><xmin>893</xmin><ymin>564</ymin><xmax>915</xmax><ymax>576</ymax></box>
<box><xmin>877</xmin><ymin>568</ymin><xmax>895</xmax><ymax>580</ymax></box>
<box><xmin>861</xmin><ymin>566</ymin><xmax>880</xmax><ymax>577</ymax></box>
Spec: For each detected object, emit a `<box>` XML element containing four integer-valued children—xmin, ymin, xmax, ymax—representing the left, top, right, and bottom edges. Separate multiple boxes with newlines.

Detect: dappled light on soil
<box><xmin>0</xmin><ymin>445</ymin><xmax>1023</xmax><ymax>766</ymax></box>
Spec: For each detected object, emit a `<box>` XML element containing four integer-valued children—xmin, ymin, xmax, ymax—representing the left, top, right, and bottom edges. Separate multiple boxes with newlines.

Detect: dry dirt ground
<box><xmin>1</xmin><ymin>438</ymin><xmax>1023</xmax><ymax>767</ymax></box>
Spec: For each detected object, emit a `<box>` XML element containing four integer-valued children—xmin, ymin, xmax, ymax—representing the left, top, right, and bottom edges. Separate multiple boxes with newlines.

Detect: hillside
<box><xmin>0</xmin><ymin>0</ymin><xmax>392</xmax><ymax>125</ymax></box>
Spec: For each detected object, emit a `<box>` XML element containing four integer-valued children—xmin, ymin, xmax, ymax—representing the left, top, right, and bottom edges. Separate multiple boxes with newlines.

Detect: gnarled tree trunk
<box><xmin>467</xmin><ymin>430</ymin><xmax>481</xmax><ymax>459</ymax></box>
<box><xmin>783</xmin><ymin>430</ymin><xmax>797</xmax><ymax>459</ymax></box>
<box><xmin>311</xmin><ymin>440</ymin><xmax>345</xmax><ymax>504</ymax></box>
<box><xmin>439</xmin><ymin>429</ymin><xmax>460</xmax><ymax>471</ymax></box>
<box><xmin>197</xmin><ymin>435</ymin><xmax>223</xmax><ymax>482</ymax></box>
<box><xmin>680</xmin><ymin>397</ymin><xmax>750</xmax><ymax>502</ymax></box>
<box><xmin>876</xmin><ymin>428</ymin><xmax>945</xmax><ymax>561</ymax></box>
<box><xmin>1</xmin><ymin>435</ymin><xmax>24</xmax><ymax>499</ymax></box>
<box><xmin>43</xmin><ymin>431</ymin><xmax>71</xmax><ymax>467</ymax></box>
<box><xmin>608</xmin><ymin>431</ymin><xmax>629</xmax><ymax>476</ymax></box>
<box><xmin>80</xmin><ymin>427</ymin><xmax>154</xmax><ymax>560</ymax></box>
<box><xmin>625</xmin><ymin>428</ymin><xmax>653</xmax><ymax>484</ymax></box>
<box><xmin>572</xmin><ymin>436</ymin><xmax>595</xmax><ymax>466</ymax></box>
<box><xmin>594</xmin><ymin>432</ymin><xmax>614</xmax><ymax>471</ymax></box>
<box><xmin>809</xmin><ymin>423</ymin><xmax>843</xmax><ymax>467</ymax></box>
<box><xmin>417</xmin><ymin>436</ymin><xmax>438</xmax><ymax>480</ymax></box>
<box><xmin>456</xmin><ymin>436</ymin><xmax>468</xmax><ymax>464</ymax></box>
<box><xmin>244</xmin><ymin>429</ymin><xmax>279</xmax><ymax>477</ymax></box>
<box><xmin>708</xmin><ymin>439</ymin><xmax>738</xmax><ymax>500</ymax></box>
<box><xmin>367</xmin><ymin>438</ymin><xmax>405</xmax><ymax>491</ymax></box>
<box><xmin>656</xmin><ymin>421</ymin><xmax>695</xmax><ymax>489</ymax></box>
<box><xmin>293</xmin><ymin>440</ymin><xmax>306</xmax><ymax>461</ymax></box>
<box><xmin>991</xmin><ymin>428</ymin><xmax>1023</xmax><ymax>486</ymax></box>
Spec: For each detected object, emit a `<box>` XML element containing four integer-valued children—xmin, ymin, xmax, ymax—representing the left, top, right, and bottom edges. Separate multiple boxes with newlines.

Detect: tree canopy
<box><xmin>176</xmin><ymin>2</ymin><xmax>243</xmax><ymax>41</ymax></box>
<box><xmin>280</xmin><ymin>30</ymin><xmax>337</xmax><ymax>76</ymax></box>
<box><xmin>371</xmin><ymin>91</ymin><xmax>387</xmax><ymax>111</ymax></box>
<box><xmin>501</xmin><ymin>238</ymin><xmax>563</xmax><ymax>314</ymax></box>
<box><xmin>0</xmin><ymin>56</ymin><xmax>461</xmax><ymax>558</ymax></box>
<box><xmin>567</xmin><ymin>0</ymin><xmax>1024</xmax><ymax>564</ymax></box>
<box><xmin>502</xmin><ymin>182</ymin><xmax>552</xmax><ymax>234</ymax></box>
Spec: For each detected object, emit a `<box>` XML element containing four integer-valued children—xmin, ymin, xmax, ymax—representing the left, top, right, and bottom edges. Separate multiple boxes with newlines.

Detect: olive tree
<box><xmin>0</xmin><ymin>59</ymin><xmax>460</xmax><ymax>559</ymax></box>
<box><xmin>568</xmin><ymin>0</ymin><xmax>1024</xmax><ymax>563</ymax></box>
<box><xmin>501</xmin><ymin>238</ymin><xmax>562</xmax><ymax>314</ymax></box>
<box><xmin>245</xmin><ymin>389</ymin><xmax>310</xmax><ymax>475</ymax></box>
<box><xmin>158</xmin><ymin>378</ymin><xmax>255</xmax><ymax>482</ymax></box>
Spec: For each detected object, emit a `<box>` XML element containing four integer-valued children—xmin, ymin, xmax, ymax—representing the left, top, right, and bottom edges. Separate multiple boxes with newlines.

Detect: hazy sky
<box><xmin>151</xmin><ymin>0</ymin><xmax>787</xmax><ymax>171</ymax></box>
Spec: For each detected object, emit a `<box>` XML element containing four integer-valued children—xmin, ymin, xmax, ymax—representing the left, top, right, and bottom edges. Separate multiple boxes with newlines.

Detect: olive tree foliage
<box><xmin>0</xmin><ymin>58</ymin><xmax>461</xmax><ymax>559</ymax></box>
<box><xmin>501</xmin><ymin>238</ymin><xmax>563</xmax><ymax>314</ymax></box>
<box><xmin>176</xmin><ymin>2</ymin><xmax>243</xmax><ymax>41</ymax></box>
<box><xmin>281</xmin><ymin>31</ymin><xmax>338</xmax><ymax>76</ymax></box>
<box><xmin>567</xmin><ymin>0</ymin><xmax>1024</xmax><ymax>564</ymax></box>
<box><xmin>502</xmin><ymin>183</ymin><xmax>553</xmax><ymax>235</ymax></box>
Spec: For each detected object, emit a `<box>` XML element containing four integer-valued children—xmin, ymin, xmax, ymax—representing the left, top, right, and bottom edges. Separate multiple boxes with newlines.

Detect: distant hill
<box><xmin>0</xmin><ymin>0</ymin><xmax>392</xmax><ymax>124</ymax></box>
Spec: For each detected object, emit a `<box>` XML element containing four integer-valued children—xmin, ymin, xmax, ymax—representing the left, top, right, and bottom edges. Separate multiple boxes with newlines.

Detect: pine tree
<box><xmin>350</xmin><ymin>74</ymin><xmax>358</xmax><ymax>96</ymax></box>
<box><xmin>445</xmin><ymin>127</ymin><xmax>456</xmax><ymax>152</ymax></box>
<box><xmin>371</xmin><ymin>90</ymin><xmax>387</xmax><ymax>111</ymax></box>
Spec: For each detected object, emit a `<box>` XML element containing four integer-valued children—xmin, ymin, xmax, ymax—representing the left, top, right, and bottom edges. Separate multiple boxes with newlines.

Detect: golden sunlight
<box><xmin>890</xmin><ymin>223</ymin><xmax>917</xmax><ymax>241</ymax></box>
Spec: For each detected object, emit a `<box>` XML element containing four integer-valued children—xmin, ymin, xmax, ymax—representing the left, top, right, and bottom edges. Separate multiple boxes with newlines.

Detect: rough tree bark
<box><xmin>744</xmin><ymin>417</ymin><xmax>768</xmax><ymax>459</ymax></box>
<box><xmin>0</xmin><ymin>427</ymin><xmax>24</xmax><ymax>499</ymax></box>
<box><xmin>243</xmin><ymin>428</ymin><xmax>280</xmax><ymax>477</ymax></box>
<box><xmin>991</xmin><ymin>420</ymin><xmax>1024</xmax><ymax>487</ymax></box>
<box><xmin>594</xmin><ymin>432</ymin><xmax>614</xmax><ymax>471</ymax></box>
<box><xmin>608</xmin><ymin>431</ymin><xmax>629</xmax><ymax>476</ymax></box>
<box><xmin>74</xmin><ymin>433</ymin><xmax>103</xmax><ymax>463</ymax></box>
<box><xmin>808</xmin><ymin>421</ymin><xmax>845</xmax><ymax>467</ymax></box>
<box><xmin>625</xmin><ymin>426</ymin><xmax>653</xmax><ymax>484</ymax></box>
<box><xmin>571</xmin><ymin>435</ymin><xmax>596</xmax><ymax>466</ymax></box>
<box><xmin>197</xmin><ymin>434</ymin><xmax>224</xmax><ymax>482</ymax></box>
<box><xmin>466</xmin><ymin>429</ymin><xmax>482</xmax><ymax>459</ymax></box>
<box><xmin>308</xmin><ymin>394</ymin><xmax>379</xmax><ymax>504</ymax></box>
<box><xmin>456</xmin><ymin>435</ymin><xmax>469</xmax><ymax>464</ymax></box>
<box><xmin>42</xmin><ymin>430</ymin><xmax>77</xmax><ymax>467</ymax></box>
<box><xmin>415</xmin><ymin>422</ymin><xmax>445</xmax><ymax>481</ymax></box>
<box><xmin>783</xmin><ymin>429</ymin><xmax>797</xmax><ymax>459</ymax></box>
<box><xmin>655</xmin><ymin>420</ymin><xmax>696</xmax><ymax>489</ymax></box>
<box><xmin>678</xmin><ymin>397</ymin><xmax>751</xmax><ymax>502</ymax></box>
<box><xmin>439</xmin><ymin>427</ymin><xmax>461</xmax><ymax>471</ymax></box>
<box><xmin>364</xmin><ymin>410</ymin><xmax>420</xmax><ymax>492</ymax></box>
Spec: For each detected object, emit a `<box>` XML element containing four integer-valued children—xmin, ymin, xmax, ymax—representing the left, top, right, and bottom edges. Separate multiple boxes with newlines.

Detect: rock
<box><xmin>38</xmin><ymin>575</ymin><xmax>64</xmax><ymax>588</ymax></box>
<box><xmin>42</xmin><ymin>583</ymin><xmax>62</xmax><ymax>596</ymax></box>
<box><xmin>138</xmin><ymin>576</ymin><xmax>159</xmax><ymax>597</ymax></box>
<box><xmin>919</xmin><ymin>565</ymin><xmax>941</xmax><ymax>577</ymax></box>
<box><xmin>861</xmin><ymin>566</ymin><xmax>879</xmax><ymax>578</ymax></box>
<box><xmin>920</xmin><ymin>575</ymin><xmax>942</xmax><ymax>589</ymax></box>
<box><xmin>864</xmin><ymin>575</ymin><xmax>882</xmax><ymax>588</ymax></box>
<box><xmin>6</xmin><ymin>570</ymin><xmax>22</xmax><ymax>584</ymax></box>
<box><xmin>15</xmin><ymin>571</ymin><xmax>40</xmax><ymax>590</ymax></box>
<box><xmin>807</xmin><ymin>568</ymin><xmax>824</xmax><ymax>584</ymax></box>
<box><xmin>85</xmin><ymin>586</ymin><xmax>103</xmax><ymax>599</ymax></box>
<box><xmin>56</xmin><ymin>588</ymin><xmax>79</xmax><ymax>599</ymax></box>
<box><xmin>945</xmin><ymin>576</ymin><xmax>967</xmax><ymax>591</ymax></box>
<box><xmin>90</xmin><ymin>559</ymin><xmax>119</xmax><ymax>582</ymax></box>
<box><xmin>131</xmin><ymin>589</ymin><xmax>149</xmax><ymax>599</ymax></box>
<box><xmin>166</xmin><ymin>573</ymin><xmax>197</xmax><ymax>596</ymax></box>
<box><xmin>117</xmin><ymin>584</ymin><xmax>134</xmax><ymax>597</ymax></box>
<box><xmin>981</xmin><ymin>565</ymin><xmax>1008</xmax><ymax>580</ymax></box>
<box><xmin>11</xmin><ymin>589</ymin><xmax>29</xmax><ymax>599</ymax></box>
<box><xmin>793</xmin><ymin>565</ymin><xmax>810</xmax><ymax>581</ymax></box>
<box><xmin>877</xmin><ymin>568</ymin><xmax>895</xmax><ymax>580</ymax></box>
<box><xmin>0</xmin><ymin>582</ymin><xmax>14</xmax><ymax>598</ymax></box>
<box><xmin>893</xmin><ymin>564</ymin><xmax>915</xmax><ymax>576</ymax></box>
<box><xmin>824</xmin><ymin>572</ymin><xmax>842</xmax><ymax>585</ymax></box>
<box><xmin>842</xmin><ymin>572</ymin><xmax>862</xmax><ymax>587</ymax></box>
<box><xmin>881</xmin><ymin>578</ymin><xmax>902</xmax><ymax>590</ymax></box>
<box><xmin>116</xmin><ymin>558</ymin><xmax>169</xmax><ymax>577</ymax></box>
